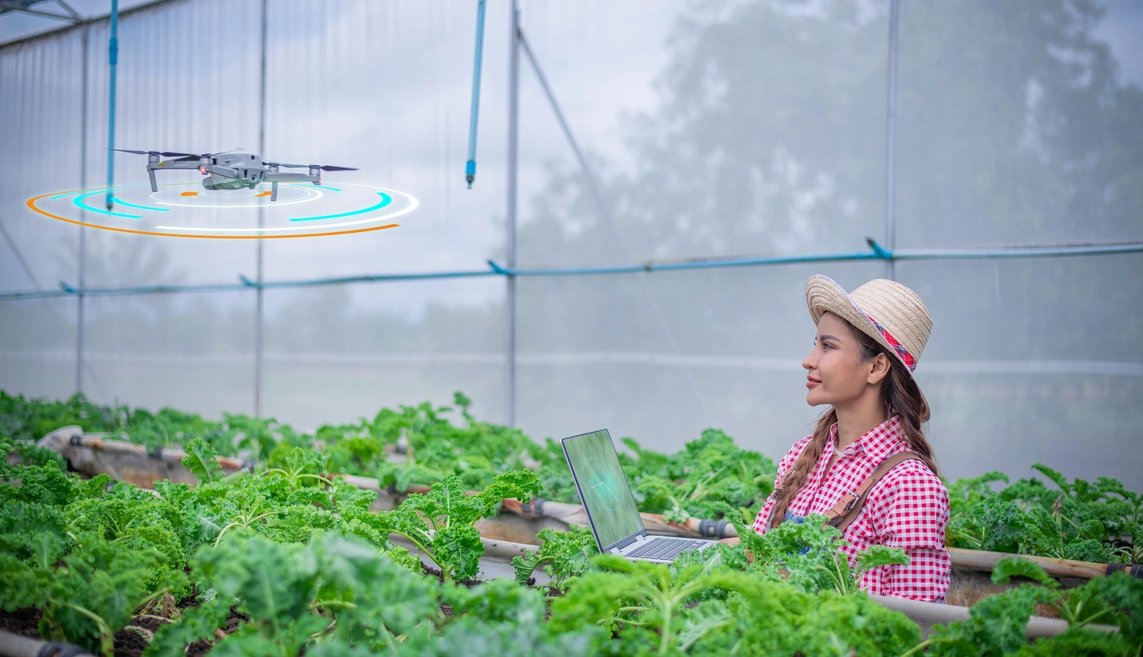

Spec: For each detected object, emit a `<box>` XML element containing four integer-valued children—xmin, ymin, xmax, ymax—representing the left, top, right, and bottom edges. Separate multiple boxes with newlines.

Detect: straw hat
<box><xmin>804</xmin><ymin>275</ymin><xmax>933</xmax><ymax>389</ymax></box>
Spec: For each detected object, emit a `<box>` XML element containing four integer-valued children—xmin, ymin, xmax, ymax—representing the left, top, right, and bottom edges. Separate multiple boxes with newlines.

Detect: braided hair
<box><xmin>767</xmin><ymin>318</ymin><xmax>938</xmax><ymax>529</ymax></box>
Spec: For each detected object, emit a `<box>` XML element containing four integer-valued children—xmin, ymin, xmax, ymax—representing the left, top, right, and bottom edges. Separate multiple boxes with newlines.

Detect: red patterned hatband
<box><xmin>865</xmin><ymin>314</ymin><xmax>917</xmax><ymax>372</ymax></box>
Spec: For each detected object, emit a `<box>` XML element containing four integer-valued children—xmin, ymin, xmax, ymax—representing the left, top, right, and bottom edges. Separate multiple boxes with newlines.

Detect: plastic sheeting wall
<box><xmin>1</xmin><ymin>0</ymin><xmax>1140</xmax><ymax>489</ymax></box>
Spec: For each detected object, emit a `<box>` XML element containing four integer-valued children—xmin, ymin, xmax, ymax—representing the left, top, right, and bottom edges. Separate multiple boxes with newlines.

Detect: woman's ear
<box><xmin>867</xmin><ymin>353</ymin><xmax>891</xmax><ymax>385</ymax></box>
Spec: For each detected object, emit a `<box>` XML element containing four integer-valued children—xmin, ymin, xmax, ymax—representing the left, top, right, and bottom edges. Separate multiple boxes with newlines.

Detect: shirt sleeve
<box><xmin>752</xmin><ymin>436</ymin><xmax>812</xmax><ymax>535</ymax></box>
<box><xmin>857</xmin><ymin>460</ymin><xmax>952</xmax><ymax>603</ymax></box>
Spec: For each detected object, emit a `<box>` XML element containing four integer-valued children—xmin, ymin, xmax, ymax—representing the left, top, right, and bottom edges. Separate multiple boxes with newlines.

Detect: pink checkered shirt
<box><xmin>752</xmin><ymin>416</ymin><xmax>951</xmax><ymax>602</ymax></box>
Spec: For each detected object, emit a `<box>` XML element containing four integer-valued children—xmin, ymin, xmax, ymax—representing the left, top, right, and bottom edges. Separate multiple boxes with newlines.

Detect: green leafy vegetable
<box><xmin>510</xmin><ymin>525</ymin><xmax>598</xmax><ymax>592</ymax></box>
<box><xmin>374</xmin><ymin>470</ymin><xmax>540</xmax><ymax>581</ymax></box>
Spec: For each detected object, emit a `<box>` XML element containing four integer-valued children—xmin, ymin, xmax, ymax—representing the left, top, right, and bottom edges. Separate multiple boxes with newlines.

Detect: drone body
<box><xmin>112</xmin><ymin>149</ymin><xmax>356</xmax><ymax>201</ymax></box>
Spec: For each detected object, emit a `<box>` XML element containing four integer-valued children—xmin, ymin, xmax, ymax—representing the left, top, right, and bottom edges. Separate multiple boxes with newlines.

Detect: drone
<box><xmin>111</xmin><ymin>149</ymin><xmax>356</xmax><ymax>201</ymax></box>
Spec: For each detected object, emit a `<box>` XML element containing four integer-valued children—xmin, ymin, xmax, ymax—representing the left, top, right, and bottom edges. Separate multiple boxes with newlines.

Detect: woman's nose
<box><xmin>802</xmin><ymin>349</ymin><xmax>816</xmax><ymax>372</ymax></box>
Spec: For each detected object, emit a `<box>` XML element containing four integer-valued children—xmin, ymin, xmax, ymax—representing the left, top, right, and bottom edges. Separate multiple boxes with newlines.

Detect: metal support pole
<box><xmin>465</xmin><ymin>0</ymin><xmax>487</xmax><ymax>188</ymax></box>
<box><xmin>884</xmin><ymin>0</ymin><xmax>900</xmax><ymax>280</ymax></box>
<box><xmin>255</xmin><ymin>0</ymin><xmax>268</xmax><ymax>417</ymax></box>
<box><xmin>53</xmin><ymin>0</ymin><xmax>81</xmax><ymax>21</ymax></box>
<box><xmin>0</xmin><ymin>2</ymin><xmax>75</xmax><ymax>22</ymax></box>
<box><xmin>104</xmin><ymin>0</ymin><xmax>118</xmax><ymax>210</ymax></box>
<box><xmin>517</xmin><ymin>29</ymin><xmax>714</xmax><ymax>425</ymax></box>
<box><xmin>505</xmin><ymin>0</ymin><xmax>519</xmax><ymax>427</ymax></box>
<box><xmin>77</xmin><ymin>24</ymin><xmax>89</xmax><ymax>394</ymax></box>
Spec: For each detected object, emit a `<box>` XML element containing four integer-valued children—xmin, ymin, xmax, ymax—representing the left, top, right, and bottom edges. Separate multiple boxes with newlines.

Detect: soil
<box><xmin>178</xmin><ymin>589</ymin><xmax>202</xmax><ymax>609</ymax></box>
<box><xmin>130</xmin><ymin>615</ymin><xmax>167</xmax><ymax>634</ymax></box>
<box><xmin>0</xmin><ymin>607</ymin><xmax>42</xmax><ymax>639</ymax></box>
<box><xmin>113</xmin><ymin>627</ymin><xmax>151</xmax><ymax>657</ymax></box>
<box><xmin>0</xmin><ymin>594</ymin><xmax>251</xmax><ymax>657</ymax></box>
<box><xmin>420</xmin><ymin>562</ymin><xmax>483</xmax><ymax>587</ymax></box>
<box><xmin>176</xmin><ymin>607</ymin><xmax>249</xmax><ymax>657</ymax></box>
<box><xmin>0</xmin><ymin>607</ymin><xmax>155</xmax><ymax>657</ymax></box>
<box><xmin>225</xmin><ymin>608</ymin><xmax>251</xmax><ymax>633</ymax></box>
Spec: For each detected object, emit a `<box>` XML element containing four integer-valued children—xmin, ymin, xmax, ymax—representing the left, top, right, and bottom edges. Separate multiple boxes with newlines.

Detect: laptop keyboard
<box><xmin>626</xmin><ymin>537</ymin><xmax>708</xmax><ymax>561</ymax></box>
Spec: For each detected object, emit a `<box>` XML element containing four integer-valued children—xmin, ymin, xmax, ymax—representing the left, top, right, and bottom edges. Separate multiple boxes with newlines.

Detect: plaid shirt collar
<box><xmin>827</xmin><ymin>415</ymin><xmax>908</xmax><ymax>460</ymax></box>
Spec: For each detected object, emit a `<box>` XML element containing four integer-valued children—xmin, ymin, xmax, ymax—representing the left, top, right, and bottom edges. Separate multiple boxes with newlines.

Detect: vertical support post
<box><xmin>77</xmin><ymin>24</ymin><xmax>89</xmax><ymax>394</ymax></box>
<box><xmin>465</xmin><ymin>0</ymin><xmax>487</xmax><ymax>188</ymax></box>
<box><xmin>515</xmin><ymin>29</ymin><xmax>715</xmax><ymax>425</ymax></box>
<box><xmin>505</xmin><ymin>0</ymin><xmax>520</xmax><ymax>427</ymax></box>
<box><xmin>104</xmin><ymin>0</ymin><xmax>119</xmax><ymax>211</ymax></box>
<box><xmin>884</xmin><ymin>0</ymin><xmax>900</xmax><ymax>280</ymax></box>
<box><xmin>255</xmin><ymin>0</ymin><xmax>269</xmax><ymax>417</ymax></box>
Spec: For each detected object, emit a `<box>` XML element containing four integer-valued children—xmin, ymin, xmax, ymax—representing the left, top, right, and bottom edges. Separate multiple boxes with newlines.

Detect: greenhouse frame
<box><xmin>2</xmin><ymin>1</ymin><xmax>1143</xmax><ymax>656</ymax></box>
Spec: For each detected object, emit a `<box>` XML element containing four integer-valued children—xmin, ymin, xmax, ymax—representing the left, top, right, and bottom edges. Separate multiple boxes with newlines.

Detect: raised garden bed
<box><xmin>2</xmin><ymin>392</ymin><xmax>1141</xmax><ymax>656</ymax></box>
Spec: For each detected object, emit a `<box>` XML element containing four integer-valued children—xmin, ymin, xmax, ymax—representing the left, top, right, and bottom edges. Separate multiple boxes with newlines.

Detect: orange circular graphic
<box><xmin>27</xmin><ymin>182</ymin><xmax>417</xmax><ymax>240</ymax></box>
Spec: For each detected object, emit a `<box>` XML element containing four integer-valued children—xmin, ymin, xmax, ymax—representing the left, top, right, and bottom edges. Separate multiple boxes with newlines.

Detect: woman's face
<box><xmin>802</xmin><ymin>312</ymin><xmax>885</xmax><ymax>407</ymax></box>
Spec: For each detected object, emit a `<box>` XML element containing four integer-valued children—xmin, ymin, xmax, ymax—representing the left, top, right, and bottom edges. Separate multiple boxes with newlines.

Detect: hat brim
<box><xmin>805</xmin><ymin>275</ymin><xmax>927</xmax><ymax>405</ymax></box>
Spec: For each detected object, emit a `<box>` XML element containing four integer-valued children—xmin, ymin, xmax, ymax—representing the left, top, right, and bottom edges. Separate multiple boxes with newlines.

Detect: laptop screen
<box><xmin>562</xmin><ymin>429</ymin><xmax>644</xmax><ymax>551</ymax></box>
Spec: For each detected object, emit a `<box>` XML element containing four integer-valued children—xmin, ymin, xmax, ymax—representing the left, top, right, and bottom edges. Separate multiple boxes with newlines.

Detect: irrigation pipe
<box><xmin>5</xmin><ymin>238</ymin><xmax>1140</xmax><ymax>302</ymax></box>
<box><xmin>464</xmin><ymin>0</ymin><xmax>487</xmax><ymax>188</ymax></box>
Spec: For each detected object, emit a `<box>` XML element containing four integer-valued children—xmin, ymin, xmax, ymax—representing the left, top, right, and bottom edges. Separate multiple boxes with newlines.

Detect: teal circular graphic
<box><xmin>582</xmin><ymin>457</ymin><xmax>625</xmax><ymax>511</ymax></box>
<box><xmin>28</xmin><ymin>181</ymin><xmax>417</xmax><ymax>239</ymax></box>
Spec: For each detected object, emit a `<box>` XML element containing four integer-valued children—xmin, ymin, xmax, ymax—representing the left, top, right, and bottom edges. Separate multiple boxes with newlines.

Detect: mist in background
<box><xmin>1</xmin><ymin>0</ymin><xmax>1141</xmax><ymax>489</ymax></box>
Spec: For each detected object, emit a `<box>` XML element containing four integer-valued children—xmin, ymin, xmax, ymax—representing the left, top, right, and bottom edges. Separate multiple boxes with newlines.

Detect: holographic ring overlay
<box><xmin>26</xmin><ymin>183</ymin><xmax>414</xmax><ymax>240</ymax></box>
<box><xmin>156</xmin><ymin>183</ymin><xmax>417</xmax><ymax>233</ymax></box>
<box><xmin>151</xmin><ymin>184</ymin><xmax>323</xmax><ymax>208</ymax></box>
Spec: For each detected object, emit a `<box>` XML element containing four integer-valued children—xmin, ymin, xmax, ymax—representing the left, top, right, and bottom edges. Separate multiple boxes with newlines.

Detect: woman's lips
<box><xmin>806</xmin><ymin>376</ymin><xmax>821</xmax><ymax>388</ymax></box>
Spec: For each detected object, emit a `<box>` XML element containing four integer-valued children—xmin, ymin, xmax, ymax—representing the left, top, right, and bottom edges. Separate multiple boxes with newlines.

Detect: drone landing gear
<box><xmin>271</xmin><ymin>181</ymin><xmax>279</xmax><ymax>201</ymax></box>
<box><xmin>148</xmin><ymin>169</ymin><xmax>158</xmax><ymax>193</ymax></box>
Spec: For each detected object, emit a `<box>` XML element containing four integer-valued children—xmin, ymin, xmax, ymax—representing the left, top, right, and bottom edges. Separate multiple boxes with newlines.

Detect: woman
<box><xmin>729</xmin><ymin>275</ymin><xmax>951</xmax><ymax>602</ymax></box>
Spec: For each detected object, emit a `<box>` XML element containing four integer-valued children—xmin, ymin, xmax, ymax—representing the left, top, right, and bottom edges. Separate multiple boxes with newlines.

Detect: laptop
<box><xmin>561</xmin><ymin>429</ymin><xmax>715</xmax><ymax>563</ymax></box>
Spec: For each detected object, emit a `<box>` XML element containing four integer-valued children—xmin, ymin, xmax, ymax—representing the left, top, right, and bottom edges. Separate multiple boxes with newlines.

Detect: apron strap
<box><xmin>823</xmin><ymin>452</ymin><xmax>921</xmax><ymax>534</ymax></box>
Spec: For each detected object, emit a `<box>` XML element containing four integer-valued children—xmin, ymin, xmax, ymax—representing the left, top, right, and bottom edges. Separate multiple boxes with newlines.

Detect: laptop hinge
<box><xmin>607</xmin><ymin>532</ymin><xmax>644</xmax><ymax>553</ymax></box>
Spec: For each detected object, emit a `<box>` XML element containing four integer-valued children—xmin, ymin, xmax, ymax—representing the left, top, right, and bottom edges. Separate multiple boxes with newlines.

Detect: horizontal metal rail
<box><xmin>0</xmin><ymin>0</ymin><xmax>183</xmax><ymax>50</ymax></box>
<box><xmin>2</xmin><ymin>238</ymin><xmax>1142</xmax><ymax>302</ymax></box>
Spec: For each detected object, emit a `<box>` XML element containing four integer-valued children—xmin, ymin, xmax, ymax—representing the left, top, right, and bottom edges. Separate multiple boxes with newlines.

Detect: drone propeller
<box><xmin>112</xmin><ymin>148</ymin><xmax>245</xmax><ymax>158</ymax></box>
<box><xmin>111</xmin><ymin>148</ymin><xmax>197</xmax><ymax>157</ymax></box>
<box><xmin>267</xmin><ymin>162</ymin><xmax>358</xmax><ymax>171</ymax></box>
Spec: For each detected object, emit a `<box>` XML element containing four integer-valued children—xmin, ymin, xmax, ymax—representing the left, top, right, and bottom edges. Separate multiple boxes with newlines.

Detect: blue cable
<box><xmin>466</xmin><ymin>0</ymin><xmax>487</xmax><ymax>189</ymax></box>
